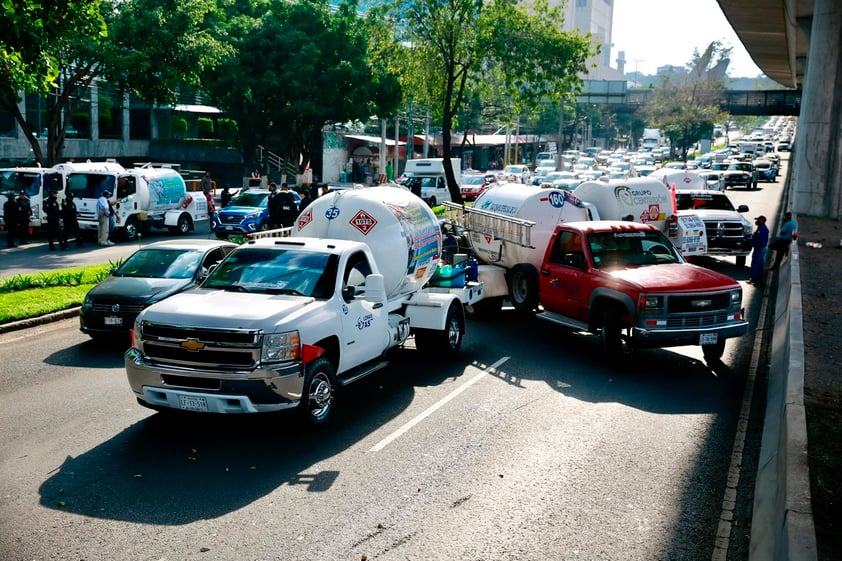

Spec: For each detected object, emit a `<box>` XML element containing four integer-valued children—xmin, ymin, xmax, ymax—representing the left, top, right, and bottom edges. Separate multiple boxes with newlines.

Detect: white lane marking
<box><xmin>710</xmin><ymin>277</ymin><xmax>770</xmax><ymax>560</ymax></box>
<box><xmin>368</xmin><ymin>356</ymin><xmax>510</xmax><ymax>453</ymax></box>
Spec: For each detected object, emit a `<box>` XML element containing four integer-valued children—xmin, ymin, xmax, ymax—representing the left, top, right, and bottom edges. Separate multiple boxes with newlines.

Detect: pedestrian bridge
<box><xmin>575</xmin><ymin>82</ymin><xmax>802</xmax><ymax>116</ymax></box>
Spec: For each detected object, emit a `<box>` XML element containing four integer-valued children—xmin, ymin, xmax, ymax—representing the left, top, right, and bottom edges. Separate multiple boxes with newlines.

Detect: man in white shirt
<box><xmin>96</xmin><ymin>190</ymin><xmax>114</xmax><ymax>246</ymax></box>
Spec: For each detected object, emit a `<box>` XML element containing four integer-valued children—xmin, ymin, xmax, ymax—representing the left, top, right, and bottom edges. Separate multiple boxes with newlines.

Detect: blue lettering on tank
<box><xmin>325</xmin><ymin>207</ymin><xmax>340</xmax><ymax>220</ymax></box>
<box><xmin>356</xmin><ymin>313</ymin><xmax>373</xmax><ymax>329</ymax></box>
<box><xmin>547</xmin><ymin>190</ymin><xmax>566</xmax><ymax>208</ymax></box>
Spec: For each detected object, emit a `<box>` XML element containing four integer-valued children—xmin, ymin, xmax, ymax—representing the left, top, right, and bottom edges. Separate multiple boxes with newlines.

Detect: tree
<box><xmin>644</xmin><ymin>42</ymin><xmax>729</xmax><ymax>160</ymax></box>
<box><xmin>373</xmin><ymin>0</ymin><xmax>594</xmax><ymax>202</ymax></box>
<box><xmin>204</xmin><ymin>0</ymin><xmax>401</xmax><ymax>177</ymax></box>
<box><xmin>0</xmin><ymin>0</ymin><xmax>227</xmax><ymax>166</ymax></box>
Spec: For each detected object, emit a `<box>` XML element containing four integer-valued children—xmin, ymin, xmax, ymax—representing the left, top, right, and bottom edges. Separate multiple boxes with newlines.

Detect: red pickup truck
<box><xmin>534</xmin><ymin>221</ymin><xmax>749</xmax><ymax>361</ymax></box>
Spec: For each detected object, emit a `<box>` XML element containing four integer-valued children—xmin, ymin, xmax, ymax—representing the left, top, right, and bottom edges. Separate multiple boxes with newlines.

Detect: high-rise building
<box><xmin>552</xmin><ymin>0</ymin><xmax>625</xmax><ymax>80</ymax></box>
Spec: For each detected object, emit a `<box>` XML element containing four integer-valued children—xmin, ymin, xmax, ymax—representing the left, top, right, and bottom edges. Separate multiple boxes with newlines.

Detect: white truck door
<box><xmin>338</xmin><ymin>251</ymin><xmax>388</xmax><ymax>371</ymax></box>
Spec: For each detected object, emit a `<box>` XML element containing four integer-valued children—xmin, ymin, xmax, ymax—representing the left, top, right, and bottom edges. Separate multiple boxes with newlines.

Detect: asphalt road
<box><xmin>0</xmin><ymin>164</ymin><xmax>787</xmax><ymax>561</ymax></box>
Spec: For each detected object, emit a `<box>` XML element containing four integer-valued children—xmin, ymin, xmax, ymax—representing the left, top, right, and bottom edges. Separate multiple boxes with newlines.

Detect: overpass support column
<box><xmin>793</xmin><ymin>0</ymin><xmax>842</xmax><ymax>219</ymax></box>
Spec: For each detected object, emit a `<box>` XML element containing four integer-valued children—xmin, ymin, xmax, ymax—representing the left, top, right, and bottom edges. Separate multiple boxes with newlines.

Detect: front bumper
<box><xmin>125</xmin><ymin>348</ymin><xmax>304</xmax><ymax>413</ymax></box>
<box><xmin>630</xmin><ymin>319</ymin><xmax>750</xmax><ymax>349</ymax></box>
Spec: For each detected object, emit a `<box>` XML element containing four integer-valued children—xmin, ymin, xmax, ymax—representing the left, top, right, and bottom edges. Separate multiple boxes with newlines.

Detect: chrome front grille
<box><xmin>702</xmin><ymin>220</ymin><xmax>745</xmax><ymax>239</ymax></box>
<box><xmin>92</xmin><ymin>302</ymin><xmax>146</xmax><ymax>314</ymax></box>
<box><xmin>138</xmin><ymin>322</ymin><xmax>262</xmax><ymax>368</ymax></box>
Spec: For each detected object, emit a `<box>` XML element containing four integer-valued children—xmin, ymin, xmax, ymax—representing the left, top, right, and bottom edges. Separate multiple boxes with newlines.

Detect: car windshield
<box><xmin>462</xmin><ymin>176</ymin><xmax>485</xmax><ymax>185</ymax></box>
<box><xmin>115</xmin><ymin>248</ymin><xmax>205</xmax><ymax>279</ymax></box>
<box><xmin>203</xmin><ymin>247</ymin><xmax>338</xmax><ymax>298</ymax></box>
<box><xmin>587</xmin><ymin>230</ymin><xmax>681</xmax><ymax>269</ymax></box>
<box><xmin>231</xmin><ymin>192</ymin><xmax>268</xmax><ymax>207</ymax></box>
<box><xmin>675</xmin><ymin>193</ymin><xmax>737</xmax><ymax>211</ymax></box>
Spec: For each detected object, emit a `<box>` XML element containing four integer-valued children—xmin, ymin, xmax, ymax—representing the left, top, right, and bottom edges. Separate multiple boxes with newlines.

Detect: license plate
<box><xmin>699</xmin><ymin>333</ymin><xmax>718</xmax><ymax>345</ymax></box>
<box><xmin>178</xmin><ymin>395</ymin><xmax>208</xmax><ymax>412</ymax></box>
<box><xmin>224</xmin><ymin>226</ymin><xmax>233</xmax><ymax>230</ymax></box>
<box><xmin>104</xmin><ymin>316</ymin><xmax>122</xmax><ymax>326</ymax></box>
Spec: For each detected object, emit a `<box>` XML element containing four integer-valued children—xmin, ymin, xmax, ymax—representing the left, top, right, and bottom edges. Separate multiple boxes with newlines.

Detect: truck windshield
<box><xmin>0</xmin><ymin>171</ymin><xmax>41</xmax><ymax>197</ymax></box>
<box><xmin>675</xmin><ymin>193</ymin><xmax>736</xmax><ymax>211</ymax></box>
<box><xmin>203</xmin><ymin>247</ymin><xmax>338</xmax><ymax>298</ymax></box>
<box><xmin>588</xmin><ymin>231</ymin><xmax>680</xmax><ymax>269</ymax></box>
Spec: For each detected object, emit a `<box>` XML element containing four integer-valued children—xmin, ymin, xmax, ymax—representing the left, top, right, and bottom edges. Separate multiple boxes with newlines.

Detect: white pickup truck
<box><xmin>125</xmin><ymin>187</ymin><xmax>484</xmax><ymax>424</ymax></box>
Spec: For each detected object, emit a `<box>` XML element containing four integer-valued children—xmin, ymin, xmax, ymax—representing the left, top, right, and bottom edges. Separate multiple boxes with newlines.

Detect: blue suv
<box><xmin>214</xmin><ymin>189</ymin><xmax>300</xmax><ymax>239</ymax></box>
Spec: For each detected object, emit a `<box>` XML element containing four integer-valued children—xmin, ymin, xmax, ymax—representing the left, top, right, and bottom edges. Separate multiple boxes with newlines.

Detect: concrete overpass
<box><xmin>719</xmin><ymin>0</ymin><xmax>842</xmax><ymax>219</ymax></box>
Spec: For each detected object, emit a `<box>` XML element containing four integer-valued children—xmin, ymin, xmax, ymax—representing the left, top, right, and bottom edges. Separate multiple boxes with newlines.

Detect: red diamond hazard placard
<box><xmin>297</xmin><ymin>209</ymin><xmax>312</xmax><ymax>230</ymax></box>
<box><xmin>350</xmin><ymin>210</ymin><xmax>377</xmax><ymax>235</ymax></box>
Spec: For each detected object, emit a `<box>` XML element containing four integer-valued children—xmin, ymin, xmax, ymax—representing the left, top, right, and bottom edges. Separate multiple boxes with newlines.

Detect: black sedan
<box><xmin>80</xmin><ymin>239</ymin><xmax>237</xmax><ymax>340</ymax></box>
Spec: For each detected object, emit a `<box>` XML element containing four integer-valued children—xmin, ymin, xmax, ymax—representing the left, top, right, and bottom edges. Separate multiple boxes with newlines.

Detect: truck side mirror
<box><xmin>737</xmin><ymin>204</ymin><xmax>749</xmax><ymax>213</ymax></box>
<box><xmin>363</xmin><ymin>274</ymin><xmax>386</xmax><ymax>307</ymax></box>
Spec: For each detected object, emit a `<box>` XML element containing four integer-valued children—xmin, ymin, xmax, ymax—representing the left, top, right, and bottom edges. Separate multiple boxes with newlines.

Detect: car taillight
<box><xmin>668</xmin><ymin>215</ymin><xmax>678</xmax><ymax>237</ymax></box>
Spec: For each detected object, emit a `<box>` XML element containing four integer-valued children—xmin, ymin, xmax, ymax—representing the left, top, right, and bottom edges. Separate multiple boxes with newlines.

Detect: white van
<box><xmin>403</xmin><ymin>158</ymin><xmax>460</xmax><ymax>206</ymax></box>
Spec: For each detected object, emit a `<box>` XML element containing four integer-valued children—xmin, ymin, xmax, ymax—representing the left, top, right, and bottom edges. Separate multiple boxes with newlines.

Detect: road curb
<box><xmin>0</xmin><ymin>307</ymin><xmax>81</xmax><ymax>334</ymax></box>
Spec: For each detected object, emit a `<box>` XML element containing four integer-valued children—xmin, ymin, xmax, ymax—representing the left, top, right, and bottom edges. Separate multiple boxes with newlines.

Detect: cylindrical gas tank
<box><xmin>295</xmin><ymin>186</ymin><xmax>442</xmax><ymax>299</ymax></box>
<box><xmin>471</xmin><ymin>183</ymin><xmax>591</xmax><ymax>269</ymax></box>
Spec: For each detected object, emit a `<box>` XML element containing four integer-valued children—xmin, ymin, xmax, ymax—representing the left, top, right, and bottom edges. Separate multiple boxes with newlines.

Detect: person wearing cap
<box><xmin>61</xmin><ymin>191</ymin><xmax>83</xmax><ymax>247</ymax></box>
<box><xmin>43</xmin><ymin>188</ymin><xmax>67</xmax><ymax>250</ymax></box>
<box><xmin>749</xmin><ymin>215</ymin><xmax>769</xmax><ymax>284</ymax></box>
<box><xmin>16</xmin><ymin>190</ymin><xmax>32</xmax><ymax>245</ymax></box>
<box><xmin>96</xmin><ymin>189</ymin><xmax>114</xmax><ymax>246</ymax></box>
<box><xmin>3</xmin><ymin>192</ymin><xmax>20</xmax><ymax>248</ymax></box>
<box><xmin>768</xmin><ymin>210</ymin><xmax>798</xmax><ymax>271</ymax></box>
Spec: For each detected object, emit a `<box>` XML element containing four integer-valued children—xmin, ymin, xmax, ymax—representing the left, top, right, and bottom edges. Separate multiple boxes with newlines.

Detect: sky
<box><xmin>610</xmin><ymin>0</ymin><xmax>763</xmax><ymax>78</ymax></box>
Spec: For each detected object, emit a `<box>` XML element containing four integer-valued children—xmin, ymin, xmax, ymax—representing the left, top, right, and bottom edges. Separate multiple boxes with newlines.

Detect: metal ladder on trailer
<box><xmin>441</xmin><ymin>202</ymin><xmax>535</xmax><ymax>250</ymax></box>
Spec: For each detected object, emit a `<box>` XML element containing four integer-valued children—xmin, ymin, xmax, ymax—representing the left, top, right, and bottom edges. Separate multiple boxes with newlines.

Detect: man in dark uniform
<box><xmin>61</xmin><ymin>191</ymin><xmax>83</xmax><ymax>247</ymax></box>
<box><xmin>267</xmin><ymin>182</ymin><xmax>282</xmax><ymax>229</ymax></box>
<box><xmin>43</xmin><ymin>188</ymin><xmax>67</xmax><ymax>250</ymax></box>
<box><xmin>3</xmin><ymin>193</ymin><xmax>19</xmax><ymax>247</ymax></box>
<box><xmin>277</xmin><ymin>183</ymin><xmax>298</xmax><ymax>228</ymax></box>
<box><xmin>16</xmin><ymin>190</ymin><xmax>32</xmax><ymax>244</ymax></box>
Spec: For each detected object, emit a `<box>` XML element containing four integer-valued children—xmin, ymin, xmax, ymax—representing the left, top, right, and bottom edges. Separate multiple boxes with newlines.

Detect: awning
<box><xmin>345</xmin><ymin>134</ymin><xmax>404</xmax><ymax>146</ymax></box>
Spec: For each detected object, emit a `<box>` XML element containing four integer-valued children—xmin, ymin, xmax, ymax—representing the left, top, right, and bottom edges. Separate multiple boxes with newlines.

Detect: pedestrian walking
<box><xmin>16</xmin><ymin>190</ymin><xmax>32</xmax><ymax>245</ymax></box>
<box><xmin>277</xmin><ymin>183</ymin><xmax>298</xmax><ymax>228</ymax></box>
<box><xmin>749</xmin><ymin>215</ymin><xmax>768</xmax><ymax>284</ymax></box>
<box><xmin>201</xmin><ymin>170</ymin><xmax>213</xmax><ymax>194</ymax></box>
<box><xmin>43</xmin><ymin>188</ymin><xmax>67</xmax><ymax>250</ymax></box>
<box><xmin>97</xmin><ymin>190</ymin><xmax>114</xmax><ymax>246</ymax></box>
<box><xmin>61</xmin><ymin>192</ymin><xmax>83</xmax><ymax>247</ymax></box>
<box><xmin>220</xmin><ymin>185</ymin><xmax>233</xmax><ymax>208</ymax></box>
<box><xmin>768</xmin><ymin>211</ymin><xmax>798</xmax><ymax>271</ymax></box>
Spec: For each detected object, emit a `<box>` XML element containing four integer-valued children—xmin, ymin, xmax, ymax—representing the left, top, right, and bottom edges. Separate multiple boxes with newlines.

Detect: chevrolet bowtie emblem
<box><xmin>180</xmin><ymin>339</ymin><xmax>205</xmax><ymax>352</ymax></box>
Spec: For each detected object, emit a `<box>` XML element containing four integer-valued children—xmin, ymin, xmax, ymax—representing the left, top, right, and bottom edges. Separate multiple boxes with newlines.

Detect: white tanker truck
<box><xmin>125</xmin><ymin>186</ymin><xmax>484</xmax><ymax>425</ymax></box>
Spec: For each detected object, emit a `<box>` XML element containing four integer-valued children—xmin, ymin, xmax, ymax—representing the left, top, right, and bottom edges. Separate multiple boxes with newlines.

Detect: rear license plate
<box><xmin>224</xmin><ymin>226</ymin><xmax>233</xmax><ymax>231</ymax></box>
<box><xmin>104</xmin><ymin>316</ymin><xmax>122</xmax><ymax>326</ymax></box>
<box><xmin>178</xmin><ymin>395</ymin><xmax>208</xmax><ymax>412</ymax></box>
<box><xmin>699</xmin><ymin>333</ymin><xmax>718</xmax><ymax>345</ymax></box>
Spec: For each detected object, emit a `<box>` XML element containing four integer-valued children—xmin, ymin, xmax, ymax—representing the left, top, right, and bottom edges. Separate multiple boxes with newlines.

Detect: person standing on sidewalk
<box><xmin>42</xmin><ymin>189</ymin><xmax>67</xmax><ymax>250</ymax></box>
<box><xmin>96</xmin><ymin>190</ymin><xmax>114</xmax><ymax>246</ymax></box>
<box><xmin>16</xmin><ymin>190</ymin><xmax>32</xmax><ymax>244</ymax></box>
<box><xmin>749</xmin><ymin>215</ymin><xmax>769</xmax><ymax>284</ymax></box>
<box><xmin>61</xmin><ymin>192</ymin><xmax>83</xmax><ymax>247</ymax></box>
<box><xmin>768</xmin><ymin>211</ymin><xmax>798</xmax><ymax>271</ymax></box>
<box><xmin>4</xmin><ymin>192</ymin><xmax>20</xmax><ymax>248</ymax></box>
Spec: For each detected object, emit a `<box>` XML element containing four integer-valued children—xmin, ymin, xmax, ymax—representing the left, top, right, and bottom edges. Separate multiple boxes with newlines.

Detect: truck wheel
<box><xmin>123</xmin><ymin>216</ymin><xmax>140</xmax><ymax>241</ymax></box>
<box><xmin>600</xmin><ymin>308</ymin><xmax>623</xmax><ymax>358</ymax></box>
<box><xmin>415</xmin><ymin>303</ymin><xmax>464</xmax><ymax>356</ymax></box>
<box><xmin>428</xmin><ymin>196</ymin><xmax>437</xmax><ymax>207</ymax></box>
<box><xmin>169</xmin><ymin>214</ymin><xmax>191</xmax><ymax>235</ymax></box>
<box><xmin>702</xmin><ymin>339</ymin><xmax>726</xmax><ymax>361</ymax></box>
<box><xmin>508</xmin><ymin>264</ymin><xmax>539</xmax><ymax>313</ymax></box>
<box><xmin>736</xmin><ymin>255</ymin><xmax>747</xmax><ymax>267</ymax></box>
<box><xmin>299</xmin><ymin>357</ymin><xmax>337</xmax><ymax>426</ymax></box>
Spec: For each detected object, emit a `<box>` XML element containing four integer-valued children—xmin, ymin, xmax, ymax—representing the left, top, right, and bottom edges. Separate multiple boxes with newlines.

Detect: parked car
<box><xmin>501</xmin><ymin>164</ymin><xmax>531</xmax><ymax>184</ymax></box>
<box><xmin>214</xmin><ymin>188</ymin><xmax>300</xmax><ymax>239</ymax></box>
<box><xmin>79</xmin><ymin>239</ymin><xmax>237</xmax><ymax>340</ymax></box>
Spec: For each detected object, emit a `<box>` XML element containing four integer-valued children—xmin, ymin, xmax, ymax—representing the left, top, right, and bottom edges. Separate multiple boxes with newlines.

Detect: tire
<box><xmin>736</xmin><ymin>255</ymin><xmax>747</xmax><ymax>267</ymax></box>
<box><xmin>428</xmin><ymin>197</ymin><xmax>437</xmax><ymax>207</ymax></box>
<box><xmin>702</xmin><ymin>339</ymin><xmax>726</xmax><ymax>361</ymax></box>
<box><xmin>168</xmin><ymin>214</ymin><xmax>191</xmax><ymax>235</ymax></box>
<box><xmin>507</xmin><ymin>264</ymin><xmax>539</xmax><ymax>313</ymax></box>
<box><xmin>259</xmin><ymin>221</ymin><xmax>271</xmax><ymax>232</ymax></box>
<box><xmin>299</xmin><ymin>357</ymin><xmax>337</xmax><ymax>426</ymax></box>
<box><xmin>599</xmin><ymin>307</ymin><xmax>623</xmax><ymax>359</ymax></box>
<box><xmin>415</xmin><ymin>303</ymin><xmax>464</xmax><ymax>357</ymax></box>
<box><xmin>215</xmin><ymin>232</ymin><xmax>229</xmax><ymax>240</ymax></box>
<box><xmin>123</xmin><ymin>216</ymin><xmax>140</xmax><ymax>241</ymax></box>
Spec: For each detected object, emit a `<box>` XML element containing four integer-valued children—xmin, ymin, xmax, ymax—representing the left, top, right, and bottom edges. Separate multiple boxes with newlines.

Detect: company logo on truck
<box><xmin>614</xmin><ymin>185</ymin><xmax>666</xmax><ymax>222</ymax></box>
<box><xmin>349</xmin><ymin>210</ymin><xmax>377</xmax><ymax>235</ymax></box>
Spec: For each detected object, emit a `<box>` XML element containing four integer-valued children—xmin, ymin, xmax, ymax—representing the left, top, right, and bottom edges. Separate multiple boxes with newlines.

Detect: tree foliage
<box><xmin>0</xmin><ymin>0</ymin><xmax>226</xmax><ymax>166</ymax></box>
<box><xmin>644</xmin><ymin>41</ymin><xmax>729</xmax><ymax>159</ymax></box>
<box><xmin>203</xmin><ymin>0</ymin><xmax>401</xmax><ymax>176</ymax></box>
<box><xmin>371</xmin><ymin>0</ymin><xmax>595</xmax><ymax>202</ymax></box>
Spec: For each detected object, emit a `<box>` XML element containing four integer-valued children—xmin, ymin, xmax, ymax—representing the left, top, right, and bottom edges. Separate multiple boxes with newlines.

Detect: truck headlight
<box><xmin>639</xmin><ymin>294</ymin><xmax>663</xmax><ymax>312</ymax></box>
<box><xmin>730</xmin><ymin>289</ymin><xmax>742</xmax><ymax>310</ymax></box>
<box><xmin>261</xmin><ymin>330</ymin><xmax>300</xmax><ymax>364</ymax></box>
